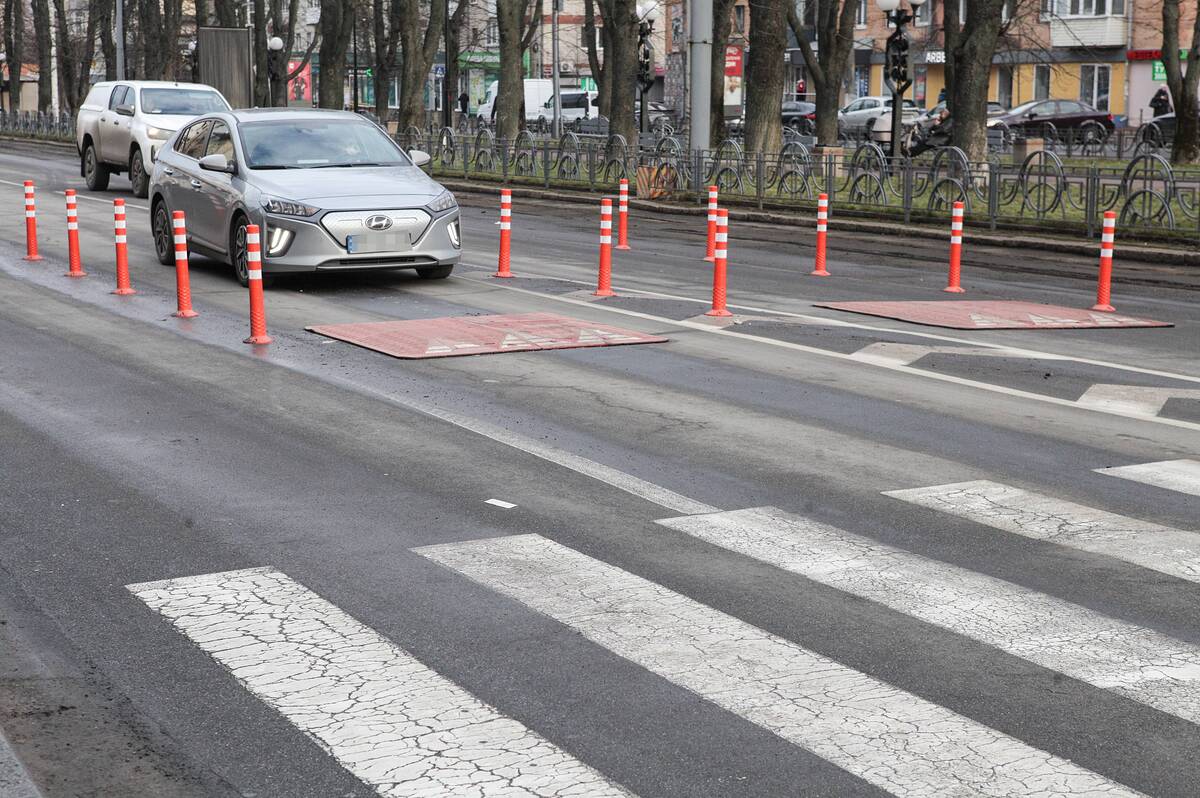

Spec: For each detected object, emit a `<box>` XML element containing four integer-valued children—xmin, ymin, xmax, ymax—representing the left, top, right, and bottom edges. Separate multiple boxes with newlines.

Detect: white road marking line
<box><xmin>460</xmin><ymin>266</ymin><xmax>1200</xmax><ymax>387</ymax></box>
<box><xmin>1077</xmin><ymin>385</ymin><xmax>1200</xmax><ymax>417</ymax></box>
<box><xmin>128</xmin><ymin>567</ymin><xmax>631</xmax><ymax>798</ymax></box>
<box><xmin>460</xmin><ymin>275</ymin><xmax>1200</xmax><ymax>434</ymax></box>
<box><xmin>657</xmin><ymin>506</ymin><xmax>1200</xmax><ymax>725</ymax></box>
<box><xmin>486</xmin><ymin>498</ymin><xmax>518</xmax><ymax>508</ymax></box>
<box><xmin>849</xmin><ymin>341</ymin><xmax>1069</xmax><ymax>368</ymax></box>
<box><xmin>416</xmin><ymin>534</ymin><xmax>1141</xmax><ymax>798</ymax></box>
<box><xmin>0</xmin><ymin>729</ymin><xmax>42</xmax><ymax>798</ymax></box>
<box><xmin>1095</xmin><ymin>459</ymin><xmax>1200</xmax><ymax>497</ymax></box>
<box><xmin>884</xmin><ymin>480</ymin><xmax>1200</xmax><ymax>583</ymax></box>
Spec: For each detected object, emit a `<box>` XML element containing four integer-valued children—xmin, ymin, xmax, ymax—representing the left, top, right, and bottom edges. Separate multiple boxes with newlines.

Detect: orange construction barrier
<box><xmin>494</xmin><ymin>189</ymin><xmax>513</xmax><ymax>278</ymax></box>
<box><xmin>944</xmin><ymin>201</ymin><xmax>965</xmax><ymax>293</ymax></box>
<box><xmin>706</xmin><ymin>209</ymin><xmax>733</xmax><ymax>318</ymax></box>
<box><xmin>112</xmin><ymin>199</ymin><xmax>135</xmax><ymax>295</ymax></box>
<box><xmin>172</xmin><ymin>211</ymin><xmax>198</xmax><ymax>318</ymax></box>
<box><xmin>1092</xmin><ymin>211</ymin><xmax>1117</xmax><ymax>312</ymax></box>
<box><xmin>244</xmin><ymin>224</ymin><xmax>272</xmax><ymax>344</ymax></box>
<box><xmin>64</xmin><ymin>190</ymin><xmax>86</xmax><ymax>277</ymax></box>
<box><xmin>704</xmin><ymin>185</ymin><xmax>718</xmax><ymax>262</ymax></box>
<box><xmin>811</xmin><ymin>193</ymin><xmax>829</xmax><ymax>276</ymax></box>
<box><xmin>616</xmin><ymin>178</ymin><xmax>631</xmax><ymax>250</ymax></box>
<box><xmin>594</xmin><ymin>198</ymin><xmax>615</xmax><ymax>297</ymax></box>
<box><xmin>23</xmin><ymin>181</ymin><xmax>42</xmax><ymax>261</ymax></box>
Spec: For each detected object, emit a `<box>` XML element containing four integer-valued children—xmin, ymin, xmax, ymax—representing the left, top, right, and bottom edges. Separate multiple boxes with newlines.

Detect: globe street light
<box><xmin>267</xmin><ymin>36</ymin><xmax>284</xmax><ymax>107</ymax></box>
<box><xmin>876</xmin><ymin>0</ymin><xmax>925</xmax><ymax>159</ymax></box>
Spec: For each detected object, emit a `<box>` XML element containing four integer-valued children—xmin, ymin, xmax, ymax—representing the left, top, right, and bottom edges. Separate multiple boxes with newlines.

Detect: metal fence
<box><xmin>404</xmin><ymin>125</ymin><xmax>1200</xmax><ymax>245</ymax></box>
<box><xmin>0</xmin><ymin>111</ymin><xmax>74</xmax><ymax>142</ymax></box>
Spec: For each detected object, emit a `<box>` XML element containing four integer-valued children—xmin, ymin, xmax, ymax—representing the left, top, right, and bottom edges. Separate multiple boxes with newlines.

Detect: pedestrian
<box><xmin>937</xmin><ymin>87</ymin><xmax>946</xmax><ymax>103</ymax></box>
<box><xmin>1150</xmin><ymin>86</ymin><xmax>1171</xmax><ymax>119</ymax></box>
<box><xmin>458</xmin><ymin>91</ymin><xmax>469</xmax><ymax>115</ymax></box>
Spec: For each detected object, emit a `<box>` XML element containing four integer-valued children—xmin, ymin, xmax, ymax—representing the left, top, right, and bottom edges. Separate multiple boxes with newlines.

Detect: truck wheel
<box><xmin>83</xmin><ymin>143</ymin><xmax>110</xmax><ymax>191</ymax></box>
<box><xmin>129</xmin><ymin>149</ymin><xmax>150</xmax><ymax>198</ymax></box>
<box><xmin>416</xmin><ymin>264</ymin><xmax>454</xmax><ymax>280</ymax></box>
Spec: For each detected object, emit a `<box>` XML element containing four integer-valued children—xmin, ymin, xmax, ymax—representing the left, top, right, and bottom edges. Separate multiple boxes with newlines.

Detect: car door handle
<box><xmin>189</xmin><ymin>179</ymin><xmax>202</xmax><ymax>188</ymax></box>
<box><xmin>163</xmin><ymin>167</ymin><xmax>175</xmax><ymax>175</ymax></box>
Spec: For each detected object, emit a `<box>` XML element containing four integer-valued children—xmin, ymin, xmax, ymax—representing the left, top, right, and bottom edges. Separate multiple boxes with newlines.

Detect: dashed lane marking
<box><xmin>657</xmin><ymin>506</ymin><xmax>1200</xmax><ymax>725</ymax></box>
<box><xmin>1095</xmin><ymin>459</ymin><xmax>1200</xmax><ymax>498</ymax></box>
<box><xmin>884</xmin><ymin>480</ymin><xmax>1199</xmax><ymax>583</ymax></box>
<box><xmin>128</xmin><ymin>567</ymin><xmax>633</xmax><ymax>798</ymax></box>
<box><xmin>849</xmin><ymin>341</ymin><xmax>1070</xmax><ymax>368</ymax></box>
<box><xmin>486</xmin><ymin>499</ymin><xmax>518</xmax><ymax>509</ymax></box>
<box><xmin>1077</xmin><ymin>385</ymin><xmax>1200</xmax><ymax>417</ymax></box>
<box><xmin>0</xmin><ymin>729</ymin><xmax>42</xmax><ymax>798</ymax></box>
<box><xmin>416</xmin><ymin>534</ymin><xmax>1141</xmax><ymax>797</ymax></box>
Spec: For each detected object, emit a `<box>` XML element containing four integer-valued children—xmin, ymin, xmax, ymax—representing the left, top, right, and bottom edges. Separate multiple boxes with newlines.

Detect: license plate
<box><xmin>346</xmin><ymin>232</ymin><xmax>412</xmax><ymax>254</ymax></box>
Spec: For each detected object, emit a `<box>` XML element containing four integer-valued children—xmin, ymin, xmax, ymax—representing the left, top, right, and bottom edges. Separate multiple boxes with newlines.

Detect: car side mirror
<box><xmin>409</xmin><ymin>149</ymin><xmax>432</xmax><ymax>167</ymax></box>
<box><xmin>116</xmin><ymin>103</ymin><xmax>134</xmax><ymax>117</ymax></box>
<box><xmin>198</xmin><ymin>153</ymin><xmax>236</xmax><ymax>174</ymax></box>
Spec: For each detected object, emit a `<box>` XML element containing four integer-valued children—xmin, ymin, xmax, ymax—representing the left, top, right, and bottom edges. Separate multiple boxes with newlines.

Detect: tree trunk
<box><xmin>318</xmin><ymin>0</ymin><xmax>353</xmax><ymax>108</ymax></box>
<box><xmin>4</xmin><ymin>0</ymin><xmax>25</xmax><ymax>111</ymax></box>
<box><xmin>1162</xmin><ymin>0</ymin><xmax>1200</xmax><ymax>164</ymax></box>
<box><xmin>445</xmin><ymin>0</ymin><xmax>468</xmax><ymax>125</ymax></box>
<box><xmin>214</xmin><ymin>0</ymin><xmax>237</xmax><ymax>27</ymax></box>
<box><xmin>744</xmin><ymin>0</ymin><xmax>787</xmax><ymax>154</ymax></box>
<box><xmin>253</xmin><ymin>0</ymin><xmax>268</xmax><ymax>104</ymax></box>
<box><xmin>599</xmin><ymin>0</ymin><xmax>637</xmax><ymax>144</ymax></box>
<box><xmin>944</xmin><ymin>0</ymin><xmax>1007</xmax><ymax>161</ymax></box>
<box><xmin>394</xmin><ymin>0</ymin><xmax>446</xmax><ymax>131</ymax></box>
<box><xmin>583</xmin><ymin>0</ymin><xmax>609</xmax><ymax>119</ymax></box>
<box><xmin>495</xmin><ymin>0</ymin><xmax>526</xmax><ymax>140</ymax></box>
<box><xmin>789</xmin><ymin>0</ymin><xmax>860</xmax><ymax>147</ymax></box>
<box><xmin>31</xmin><ymin>0</ymin><xmax>51</xmax><ymax>110</ymax></box>
<box><xmin>98</xmin><ymin>0</ymin><xmax>117</xmax><ymax>80</ymax></box>
<box><xmin>710</xmin><ymin>0</ymin><xmax>735</xmax><ymax>147</ymax></box>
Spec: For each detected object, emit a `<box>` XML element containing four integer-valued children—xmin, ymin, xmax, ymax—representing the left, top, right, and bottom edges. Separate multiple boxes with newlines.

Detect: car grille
<box><xmin>320</xmin><ymin>209</ymin><xmax>432</xmax><ymax>246</ymax></box>
<box><xmin>318</xmin><ymin>255</ymin><xmax>437</xmax><ymax>270</ymax></box>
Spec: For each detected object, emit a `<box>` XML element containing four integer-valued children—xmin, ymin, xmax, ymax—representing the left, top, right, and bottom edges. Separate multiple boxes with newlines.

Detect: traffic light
<box><xmin>887</xmin><ymin>32</ymin><xmax>909</xmax><ymax>85</ymax></box>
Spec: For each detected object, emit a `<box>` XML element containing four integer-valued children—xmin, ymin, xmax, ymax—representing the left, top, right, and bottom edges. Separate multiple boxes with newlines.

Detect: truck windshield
<box><xmin>141</xmin><ymin>89</ymin><xmax>230</xmax><ymax>115</ymax></box>
<box><xmin>241</xmin><ymin>119</ymin><xmax>411</xmax><ymax>169</ymax></box>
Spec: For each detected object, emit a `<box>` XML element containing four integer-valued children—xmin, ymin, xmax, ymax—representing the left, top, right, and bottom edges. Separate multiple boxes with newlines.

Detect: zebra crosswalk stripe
<box><xmin>415</xmin><ymin>534</ymin><xmax>1140</xmax><ymax>797</ymax></box>
<box><xmin>657</xmin><ymin>506</ymin><xmax>1200</xmax><ymax>725</ymax></box>
<box><xmin>127</xmin><ymin>567</ymin><xmax>631</xmax><ymax>798</ymax></box>
<box><xmin>1095</xmin><ymin>459</ymin><xmax>1200</xmax><ymax>498</ymax></box>
<box><xmin>884</xmin><ymin>480</ymin><xmax>1200</xmax><ymax>584</ymax></box>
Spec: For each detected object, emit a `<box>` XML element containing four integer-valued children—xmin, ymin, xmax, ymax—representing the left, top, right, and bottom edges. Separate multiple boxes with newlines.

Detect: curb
<box><xmin>439</xmin><ymin>178</ymin><xmax>1200</xmax><ymax>269</ymax></box>
<box><xmin>0</xmin><ymin>135</ymin><xmax>76</xmax><ymax>152</ymax></box>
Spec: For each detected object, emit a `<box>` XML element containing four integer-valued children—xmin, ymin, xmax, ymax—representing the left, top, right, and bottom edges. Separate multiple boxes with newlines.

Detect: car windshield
<box><xmin>884</xmin><ymin>99</ymin><xmax>919</xmax><ymax>109</ymax></box>
<box><xmin>1008</xmin><ymin>101</ymin><xmax>1042</xmax><ymax>116</ymax></box>
<box><xmin>240</xmin><ymin>119</ymin><xmax>410</xmax><ymax>169</ymax></box>
<box><xmin>140</xmin><ymin>89</ymin><xmax>229</xmax><ymax>115</ymax></box>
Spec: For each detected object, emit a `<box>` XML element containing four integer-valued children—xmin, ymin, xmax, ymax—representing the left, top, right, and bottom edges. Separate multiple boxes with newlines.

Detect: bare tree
<box><xmin>214</xmin><ymin>0</ymin><xmax>238</xmax><ymax>27</ymax></box>
<box><xmin>98</xmin><ymin>0</ymin><xmax>117</xmax><ymax>80</ymax></box>
<box><xmin>597</xmin><ymin>0</ymin><xmax>637</xmax><ymax>143</ymax></box>
<box><xmin>318</xmin><ymin>0</ymin><xmax>353</xmax><ymax>108</ymax></box>
<box><xmin>496</xmin><ymin>0</ymin><xmax>528</xmax><ymax>140</ymax></box>
<box><xmin>583</xmin><ymin>0</ymin><xmax>610</xmax><ymax>118</ymax></box>
<box><xmin>788</xmin><ymin>0</ymin><xmax>860</xmax><ymax>146</ymax></box>
<box><xmin>943</xmin><ymin>0</ymin><xmax>1008</xmax><ymax>161</ymax></box>
<box><xmin>52</xmin><ymin>0</ymin><xmax>104</xmax><ymax>111</ymax></box>
<box><xmin>253</xmin><ymin>0</ymin><xmax>269</xmax><ymax>104</ymax></box>
<box><xmin>444</xmin><ymin>0</ymin><xmax>470</xmax><ymax>123</ymax></box>
<box><xmin>3</xmin><ymin>0</ymin><xmax>25</xmax><ymax>111</ymax></box>
<box><xmin>371</xmin><ymin>0</ymin><xmax>400</xmax><ymax>120</ymax></box>
<box><xmin>709</xmin><ymin>0</ymin><xmax>736</xmax><ymax>147</ymax></box>
<box><xmin>1162</xmin><ymin>0</ymin><xmax>1200</xmax><ymax>163</ymax></box>
<box><xmin>31</xmin><ymin>0</ymin><xmax>51</xmax><ymax>110</ymax></box>
<box><xmin>744</xmin><ymin>0</ymin><xmax>787</xmax><ymax>153</ymax></box>
<box><xmin>394</xmin><ymin>0</ymin><xmax>447</xmax><ymax>130</ymax></box>
<box><xmin>270</xmin><ymin>0</ymin><xmax>317</xmax><ymax>107</ymax></box>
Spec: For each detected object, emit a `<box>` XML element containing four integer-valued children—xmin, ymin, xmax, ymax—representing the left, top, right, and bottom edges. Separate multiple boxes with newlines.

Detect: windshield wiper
<box><xmin>252</xmin><ymin>164</ymin><xmax>303</xmax><ymax>170</ymax></box>
<box><xmin>310</xmin><ymin>162</ymin><xmax>395</xmax><ymax>168</ymax></box>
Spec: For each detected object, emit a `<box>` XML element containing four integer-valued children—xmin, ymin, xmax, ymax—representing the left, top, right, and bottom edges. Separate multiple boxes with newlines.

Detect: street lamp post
<box><xmin>266</xmin><ymin>36</ymin><xmax>284</xmax><ymax>107</ymax></box>
<box><xmin>442</xmin><ymin>0</ymin><xmax>452</xmax><ymax>130</ymax></box>
<box><xmin>875</xmin><ymin>0</ymin><xmax>924</xmax><ymax>160</ymax></box>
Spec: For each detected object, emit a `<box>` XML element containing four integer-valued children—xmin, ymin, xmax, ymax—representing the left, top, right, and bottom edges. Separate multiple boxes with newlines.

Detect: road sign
<box><xmin>433</xmin><ymin>64</ymin><xmax>446</xmax><ymax>77</ymax></box>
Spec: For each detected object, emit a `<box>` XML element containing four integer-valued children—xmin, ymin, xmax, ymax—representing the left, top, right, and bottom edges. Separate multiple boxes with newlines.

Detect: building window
<box><xmin>997</xmin><ymin>66</ymin><xmax>1014</xmax><ymax>108</ymax></box>
<box><xmin>1001</xmin><ymin>0</ymin><xmax>1017</xmax><ymax>21</ymax></box>
<box><xmin>915</xmin><ymin>1</ymin><xmax>931</xmax><ymax>25</ymax></box>
<box><xmin>1080</xmin><ymin>64</ymin><xmax>1110</xmax><ymax>111</ymax></box>
<box><xmin>734</xmin><ymin>5</ymin><xmax>745</xmax><ymax>32</ymax></box>
<box><xmin>854</xmin><ymin>65</ymin><xmax>869</xmax><ymax>99</ymax></box>
<box><xmin>855</xmin><ymin>2</ymin><xmax>866</xmax><ymax>26</ymax></box>
<box><xmin>1034</xmin><ymin>64</ymin><xmax>1051</xmax><ymax>100</ymax></box>
<box><xmin>580</xmin><ymin>25</ymin><xmax>602</xmax><ymax>53</ymax></box>
<box><xmin>1061</xmin><ymin>0</ymin><xmax>1124</xmax><ymax>15</ymax></box>
<box><xmin>485</xmin><ymin>18</ymin><xmax>498</xmax><ymax>47</ymax></box>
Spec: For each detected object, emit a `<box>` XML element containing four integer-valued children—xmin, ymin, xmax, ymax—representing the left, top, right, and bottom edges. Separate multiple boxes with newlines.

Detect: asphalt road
<box><xmin>0</xmin><ymin>140</ymin><xmax>1199</xmax><ymax>797</ymax></box>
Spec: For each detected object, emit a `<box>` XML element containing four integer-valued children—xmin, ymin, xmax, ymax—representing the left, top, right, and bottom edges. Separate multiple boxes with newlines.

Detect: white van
<box><xmin>475</xmin><ymin>79</ymin><xmax>554</xmax><ymax>123</ymax></box>
<box><xmin>541</xmin><ymin>90</ymin><xmax>599</xmax><ymax>124</ymax></box>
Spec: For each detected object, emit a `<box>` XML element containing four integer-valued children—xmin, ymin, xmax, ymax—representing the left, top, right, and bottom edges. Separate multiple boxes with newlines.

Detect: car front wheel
<box><xmin>152</xmin><ymin>200</ymin><xmax>173</xmax><ymax>265</ymax></box>
<box><xmin>230</xmin><ymin>216</ymin><xmax>250</xmax><ymax>286</ymax></box>
<box><xmin>129</xmin><ymin>149</ymin><xmax>150</xmax><ymax>198</ymax></box>
<box><xmin>84</xmin><ymin>143</ymin><xmax>110</xmax><ymax>191</ymax></box>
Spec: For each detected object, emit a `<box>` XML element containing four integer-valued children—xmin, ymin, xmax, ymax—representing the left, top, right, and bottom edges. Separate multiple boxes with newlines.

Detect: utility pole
<box><xmin>688</xmin><ymin>0</ymin><xmax>711</xmax><ymax>154</ymax></box>
<box><xmin>115</xmin><ymin>0</ymin><xmax>126</xmax><ymax>80</ymax></box>
<box><xmin>551</xmin><ymin>0</ymin><xmax>561</xmax><ymax>138</ymax></box>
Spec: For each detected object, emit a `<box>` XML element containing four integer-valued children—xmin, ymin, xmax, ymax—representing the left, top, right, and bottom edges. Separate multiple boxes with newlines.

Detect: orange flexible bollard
<box><xmin>594</xmin><ymin>198</ymin><xmax>615</xmax><ymax>297</ymax></box>
<box><xmin>1092</xmin><ymin>211</ymin><xmax>1117</xmax><ymax>312</ymax></box>
<box><xmin>706</xmin><ymin>209</ymin><xmax>733</xmax><ymax>318</ymax></box>
<box><xmin>244</xmin><ymin>224</ymin><xmax>273</xmax><ymax>344</ymax></box>
<box><xmin>944</xmin><ymin>201</ymin><xmax>965</xmax><ymax>293</ymax></box>
<box><xmin>811</xmin><ymin>193</ymin><xmax>829</xmax><ymax>276</ymax></box>
<box><xmin>616</xmin><ymin>178</ymin><xmax>631</xmax><ymax>250</ymax></box>
<box><xmin>112</xmin><ymin>199</ymin><xmax>135</xmax><ymax>295</ymax></box>
<box><xmin>64</xmin><ymin>190</ymin><xmax>86</xmax><ymax>277</ymax></box>
<box><xmin>494</xmin><ymin>189</ymin><xmax>513</xmax><ymax>277</ymax></box>
<box><xmin>172</xmin><ymin>211</ymin><xmax>198</xmax><ymax>318</ymax></box>
<box><xmin>23</xmin><ymin>181</ymin><xmax>42</xmax><ymax>261</ymax></box>
<box><xmin>704</xmin><ymin>185</ymin><xmax>718</xmax><ymax>262</ymax></box>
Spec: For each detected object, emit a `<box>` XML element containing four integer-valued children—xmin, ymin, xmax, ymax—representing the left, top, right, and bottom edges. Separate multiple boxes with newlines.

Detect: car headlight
<box><xmin>426</xmin><ymin>190</ymin><xmax>457</xmax><ymax>214</ymax></box>
<box><xmin>145</xmin><ymin>125</ymin><xmax>174</xmax><ymax>139</ymax></box>
<box><xmin>261</xmin><ymin>196</ymin><xmax>320</xmax><ymax>217</ymax></box>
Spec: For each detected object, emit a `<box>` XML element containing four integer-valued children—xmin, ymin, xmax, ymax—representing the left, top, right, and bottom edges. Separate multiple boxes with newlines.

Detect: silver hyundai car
<box><xmin>148</xmin><ymin>108</ymin><xmax>461</xmax><ymax>284</ymax></box>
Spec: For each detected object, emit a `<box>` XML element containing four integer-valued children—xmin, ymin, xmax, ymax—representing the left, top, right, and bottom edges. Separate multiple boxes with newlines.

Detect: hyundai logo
<box><xmin>364</xmin><ymin>214</ymin><xmax>393</xmax><ymax>231</ymax></box>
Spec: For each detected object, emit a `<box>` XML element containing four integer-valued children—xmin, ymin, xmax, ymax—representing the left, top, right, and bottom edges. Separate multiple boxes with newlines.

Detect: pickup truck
<box><xmin>76</xmin><ymin>81</ymin><xmax>230</xmax><ymax>197</ymax></box>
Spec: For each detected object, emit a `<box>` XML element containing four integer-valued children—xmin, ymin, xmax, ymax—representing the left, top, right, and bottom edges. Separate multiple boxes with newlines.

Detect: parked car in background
<box><xmin>915</xmin><ymin>100</ymin><xmax>1007</xmax><ymax>127</ymax></box>
<box><xmin>838</xmin><ymin>96</ymin><xmax>920</xmax><ymax>141</ymax></box>
<box><xmin>545</xmin><ymin>90</ymin><xmax>601</xmax><ymax>125</ymax></box>
<box><xmin>476</xmin><ymin>79</ymin><xmax>555</xmax><ymax>123</ymax></box>
<box><xmin>782</xmin><ymin>101</ymin><xmax>816</xmax><ymax>135</ymax></box>
<box><xmin>76</xmin><ymin>80</ymin><xmax>230</xmax><ymax>197</ymax></box>
<box><xmin>987</xmin><ymin>99</ymin><xmax>1114</xmax><ymax>141</ymax></box>
<box><xmin>148</xmin><ymin>109</ymin><xmax>461</xmax><ymax>286</ymax></box>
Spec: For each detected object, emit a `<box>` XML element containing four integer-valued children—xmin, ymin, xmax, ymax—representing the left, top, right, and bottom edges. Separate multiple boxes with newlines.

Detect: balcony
<box><xmin>1049</xmin><ymin>15</ymin><xmax>1129</xmax><ymax>48</ymax></box>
